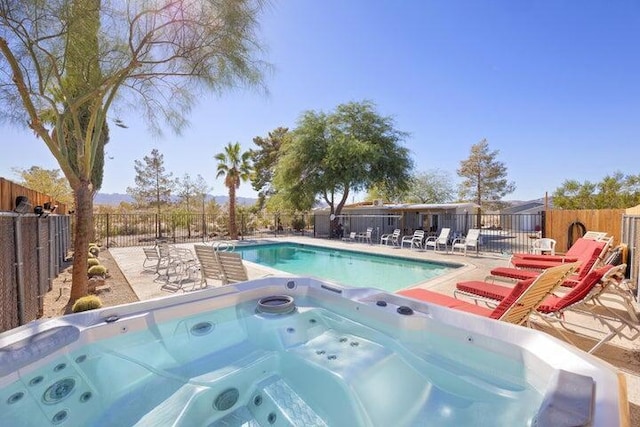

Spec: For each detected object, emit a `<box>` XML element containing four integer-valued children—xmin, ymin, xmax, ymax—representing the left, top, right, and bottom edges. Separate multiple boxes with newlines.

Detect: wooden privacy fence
<box><xmin>545</xmin><ymin>209</ymin><xmax>624</xmax><ymax>251</ymax></box>
<box><xmin>0</xmin><ymin>213</ymin><xmax>71</xmax><ymax>333</ymax></box>
<box><xmin>0</xmin><ymin>177</ymin><xmax>69</xmax><ymax>214</ymax></box>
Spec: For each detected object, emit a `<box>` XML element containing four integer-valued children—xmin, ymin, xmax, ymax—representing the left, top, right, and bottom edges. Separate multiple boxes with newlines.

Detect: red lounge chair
<box><xmin>511</xmin><ymin>241</ymin><xmax>606</xmax><ymax>270</ymax></box>
<box><xmin>511</xmin><ymin>237</ymin><xmax>607</xmax><ymax>262</ymax></box>
<box><xmin>455</xmin><ymin>264</ymin><xmax>637</xmax><ymax>354</ymax></box>
<box><xmin>490</xmin><ymin>239</ymin><xmax>610</xmax><ymax>285</ymax></box>
<box><xmin>455</xmin><ymin>264</ymin><xmax>617</xmax><ymax>313</ymax></box>
<box><xmin>397</xmin><ymin>263</ymin><xmax>577</xmax><ymax>326</ymax></box>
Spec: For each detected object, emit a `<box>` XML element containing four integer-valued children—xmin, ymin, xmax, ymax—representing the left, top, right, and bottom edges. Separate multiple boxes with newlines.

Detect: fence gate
<box><xmin>621</xmin><ymin>215</ymin><xmax>640</xmax><ymax>303</ymax></box>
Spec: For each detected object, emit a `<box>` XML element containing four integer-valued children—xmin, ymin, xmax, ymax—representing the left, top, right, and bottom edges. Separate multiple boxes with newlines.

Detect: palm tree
<box><xmin>215</xmin><ymin>142</ymin><xmax>252</xmax><ymax>239</ymax></box>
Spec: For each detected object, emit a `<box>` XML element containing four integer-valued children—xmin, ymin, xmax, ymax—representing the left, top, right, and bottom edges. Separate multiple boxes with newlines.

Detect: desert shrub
<box><xmin>291</xmin><ymin>217</ymin><xmax>306</xmax><ymax>231</ymax></box>
<box><xmin>72</xmin><ymin>295</ymin><xmax>103</xmax><ymax>313</ymax></box>
<box><xmin>88</xmin><ymin>265</ymin><xmax>108</xmax><ymax>277</ymax></box>
<box><xmin>87</xmin><ymin>258</ymin><xmax>100</xmax><ymax>268</ymax></box>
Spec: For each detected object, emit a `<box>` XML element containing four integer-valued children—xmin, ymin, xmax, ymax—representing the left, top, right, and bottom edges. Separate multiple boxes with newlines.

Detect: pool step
<box><xmin>208</xmin><ymin>406</ymin><xmax>261</xmax><ymax>426</ymax></box>
<box><xmin>210</xmin><ymin>376</ymin><xmax>326</xmax><ymax>427</ymax></box>
<box><xmin>256</xmin><ymin>377</ymin><xmax>327</xmax><ymax>426</ymax></box>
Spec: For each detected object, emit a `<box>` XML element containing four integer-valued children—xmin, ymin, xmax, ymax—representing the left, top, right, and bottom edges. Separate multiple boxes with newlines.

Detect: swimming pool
<box><xmin>0</xmin><ymin>277</ymin><xmax>626</xmax><ymax>426</ymax></box>
<box><xmin>237</xmin><ymin>243</ymin><xmax>458</xmax><ymax>291</ymax></box>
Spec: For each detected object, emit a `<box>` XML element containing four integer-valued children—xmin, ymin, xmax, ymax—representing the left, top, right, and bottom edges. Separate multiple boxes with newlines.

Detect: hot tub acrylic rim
<box><xmin>0</xmin><ymin>276</ymin><xmax>626</xmax><ymax>426</ymax></box>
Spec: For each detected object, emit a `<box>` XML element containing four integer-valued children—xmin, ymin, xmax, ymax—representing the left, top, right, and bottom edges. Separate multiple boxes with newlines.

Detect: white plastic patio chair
<box><xmin>531</xmin><ymin>238</ymin><xmax>556</xmax><ymax>255</ymax></box>
<box><xmin>357</xmin><ymin>227</ymin><xmax>373</xmax><ymax>244</ymax></box>
<box><xmin>342</xmin><ymin>232</ymin><xmax>357</xmax><ymax>242</ymax></box>
<box><xmin>380</xmin><ymin>229</ymin><xmax>401</xmax><ymax>246</ymax></box>
<box><xmin>424</xmin><ymin>228</ymin><xmax>451</xmax><ymax>252</ymax></box>
<box><xmin>401</xmin><ymin>230</ymin><xmax>425</xmax><ymax>250</ymax></box>
<box><xmin>451</xmin><ymin>229</ymin><xmax>481</xmax><ymax>255</ymax></box>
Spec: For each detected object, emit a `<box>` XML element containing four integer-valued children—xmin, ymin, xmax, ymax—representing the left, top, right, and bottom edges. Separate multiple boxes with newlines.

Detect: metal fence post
<box><xmin>106</xmin><ymin>213</ymin><xmax>110</xmax><ymax>248</ymax></box>
<box><xmin>13</xmin><ymin>215</ymin><xmax>25</xmax><ymax>325</ymax></box>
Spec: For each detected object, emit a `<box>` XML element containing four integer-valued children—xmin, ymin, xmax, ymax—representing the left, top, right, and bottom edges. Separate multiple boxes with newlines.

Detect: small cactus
<box><xmin>89</xmin><ymin>245</ymin><xmax>100</xmax><ymax>257</ymax></box>
<box><xmin>88</xmin><ymin>265</ymin><xmax>108</xmax><ymax>278</ymax></box>
<box><xmin>72</xmin><ymin>295</ymin><xmax>103</xmax><ymax>313</ymax></box>
<box><xmin>87</xmin><ymin>258</ymin><xmax>100</xmax><ymax>267</ymax></box>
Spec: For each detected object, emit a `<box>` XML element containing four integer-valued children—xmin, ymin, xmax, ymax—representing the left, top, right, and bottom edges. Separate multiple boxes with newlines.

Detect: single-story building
<box><xmin>500</xmin><ymin>201</ymin><xmax>548</xmax><ymax>232</ymax></box>
<box><xmin>314</xmin><ymin>201</ymin><xmax>480</xmax><ymax>241</ymax></box>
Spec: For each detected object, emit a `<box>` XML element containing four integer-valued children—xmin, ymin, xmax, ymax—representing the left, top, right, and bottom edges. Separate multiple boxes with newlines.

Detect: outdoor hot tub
<box><xmin>0</xmin><ymin>277</ymin><xmax>629</xmax><ymax>426</ymax></box>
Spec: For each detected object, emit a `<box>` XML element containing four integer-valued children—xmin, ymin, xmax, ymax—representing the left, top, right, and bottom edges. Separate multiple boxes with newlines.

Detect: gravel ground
<box><xmin>42</xmin><ymin>249</ymin><xmax>139</xmax><ymax>317</ymax></box>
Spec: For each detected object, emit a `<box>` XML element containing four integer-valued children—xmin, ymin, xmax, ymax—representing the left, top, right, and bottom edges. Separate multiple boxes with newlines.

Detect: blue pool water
<box><xmin>236</xmin><ymin>243</ymin><xmax>458</xmax><ymax>291</ymax></box>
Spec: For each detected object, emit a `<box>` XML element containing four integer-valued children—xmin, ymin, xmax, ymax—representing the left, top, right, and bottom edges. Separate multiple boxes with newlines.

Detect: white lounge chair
<box><xmin>217</xmin><ymin>251</ymin><xmax>249</xmax><ymax>284</ymax></box>
<box><xmin>425</xmin><ymin>228</ymin><xmax>451</xmax><ymax>252</ymax></box>
<box><xmin>451</xmin><ymin>228</ymin><xmax>481</xmax><ymax>255</ymax></box>
<box><xmin>161</xmin><ymin>246</ymin><xmax>200</xmax><ymax>291</ymax></box>
<box><xmin>142</xmin><ymin>247</ymin><xmax>163</xmax><ymax>273</ymax></box>
<box><xmin>194</xmin><ymin>244</ymin><xmax>224</xmax><ymax>287</ymax></box>
<box><xmin>380</xmin><ymin>229</ymin><xmax>401</xmax><ymax>246</ymax></box>
<box><xmin>401</xmin><ymin>230</ymin><xmax>425</xmax><ymax>250</ymax></box>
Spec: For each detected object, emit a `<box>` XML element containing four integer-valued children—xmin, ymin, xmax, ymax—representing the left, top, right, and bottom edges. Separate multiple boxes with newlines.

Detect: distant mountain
<box><xmin>94</xmin><ymin>193</ymin><xmax>257</xmax><ymax>206</ymax></box>
<box><xmin>94</xmin><ymin>193</ymin><xmax>135</xmax><ymax>205</ymax></box>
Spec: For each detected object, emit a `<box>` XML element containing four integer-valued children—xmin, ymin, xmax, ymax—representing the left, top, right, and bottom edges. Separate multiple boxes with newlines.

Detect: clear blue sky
<box><xmin>2</xmin><ymin>1</ymin><xmax>639</xmax><ymax>201</ymax></box>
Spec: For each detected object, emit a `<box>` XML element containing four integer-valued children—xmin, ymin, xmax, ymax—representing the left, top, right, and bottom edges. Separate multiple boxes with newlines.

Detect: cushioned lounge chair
<box><xmin>490</xmin><ymin>239</ymin><xmax>609</xmax><ymax>286</ymax></box>
<box><xmin>451</xmin><ymin>228</ymin><xmax>480</xmax><ymax>255</ymax></box>
<box><xmin>511</xmin><ymin>237</ymin><xmax>606</xmax><ymax>263</ymax></box>
<box><xmin>397</xmin><ymin>263</ymin><xmax>577</xmax><ymax>326</ymax></box>
<box><xmin>454</xmin><ymin>264</ymin><xmax>635</xmax><ymax>353</ymax></box>
<box><xmin>424</xmin><ymin>228</ymin><xmax>450</xmax><ymax>252</ymax></box>
<box><xmin>455</xmin><ymin>264</ymin><xmax>617</xmax><ymax>311</ymax></box>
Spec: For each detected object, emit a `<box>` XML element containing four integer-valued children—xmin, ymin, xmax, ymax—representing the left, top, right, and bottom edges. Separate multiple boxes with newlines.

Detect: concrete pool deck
<box><xmin>109</xmin><ymin>236</ymin><xmax>509</xmax><ymax>301</ymax></box>
<box><xmin>109</xmin><ymin>236</ymin><xmax>640</xmax><ymax>423</ymax></box>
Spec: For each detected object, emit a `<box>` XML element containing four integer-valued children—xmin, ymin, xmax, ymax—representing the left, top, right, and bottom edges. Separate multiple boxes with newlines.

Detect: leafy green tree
<box><xmin>193</xmin><ymin>174</ymin><xmax>211</xmax><ymax>214</ymax></box>
<box><xmin>250</xmin><ymin>127</ymin><xmax>290</xmax><ymax>207</ymax></box>
<box><xmin>12</xmin><ymin>166</ymin><xmax>74</xmax><ymax>206</ymax></box>
<box><xmin>367</xmin><ymin>169</ymin><xmax>454</xmax><ymax>204</ymax></box>
<box><xmin>274</xmin><ymin>100</ymin><xmax>413</xmax><ymax>234</ymax></box>
<box><xmin>175</xmin><ymin>173</ymin><xmax>209</xmax><ymax>238</ymax></box>
<box><xmin>457</xmin><ymin>139</ymin><xmax>515</xmax><ymax>210</ymax></box>
<box><xmin>176</xmin><ymin>173</ymin><xmax>197</xmax><ymax>212</ymax></box>
<box><xmin>0</xmin><ymin>0</ymin><xmax>268</xmax><ymax>301</ymax></box>
<box><xmin>126</xmin><ymin>149</ymin><xmax>175</xmax><ymax>215</ymax></box>
<box><xmin>405</xmin><ymin>170</ymin><xmax>455</xmax><ymax>203</ymax></box>
<box><xmin>553</xmin><ymin>172</ymin><xmax>640</xmax><ymax>209</ymax></box>
<box><xmin>215</xmin><ymin>142</ymin><xmax>252</xmax><ymax>239</ymax></box>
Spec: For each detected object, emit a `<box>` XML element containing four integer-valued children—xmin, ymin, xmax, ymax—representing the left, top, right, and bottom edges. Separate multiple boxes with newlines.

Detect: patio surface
<box><xmin>109</xmin><ymin>235</ymin><xmax>640</xmax><ymax>422</ymax></box>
